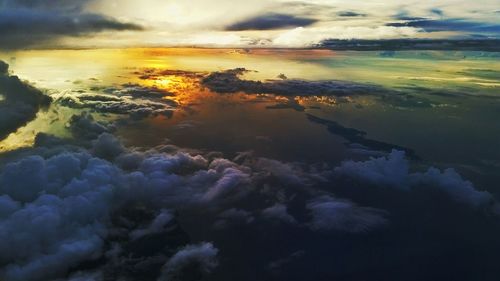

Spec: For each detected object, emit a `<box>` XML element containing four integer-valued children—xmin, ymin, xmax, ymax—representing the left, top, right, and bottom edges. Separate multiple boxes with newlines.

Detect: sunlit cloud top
<box><xmin>1</xmin><ymin>0</ymin><xmax>499</xmax><ymax>49</ymax></box>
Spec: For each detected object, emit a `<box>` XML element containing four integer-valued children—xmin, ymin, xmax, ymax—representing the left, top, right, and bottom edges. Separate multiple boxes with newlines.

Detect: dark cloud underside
<box><xmin>337</xmin><ymin>11</ymin><xmax>366</xmax><ymax>17</ymax></box>
<box><xmin>0</xmin><ymin>10</ymin><xmax>142</xmax><ymax>49</ymax></box>
<box><xmin>387</xmin><ymin>19</ymin><xmax>500</xmax><ymax>34</ymax></box>
<box><xmin>0</xmin><ymin>0</ymin><xmax>142</xmax><ymax>49</ymax></box>
<box><xmin>226</xmin><ymin>13</ymin><xmax>317</xmax><ymax>31</ymax></box>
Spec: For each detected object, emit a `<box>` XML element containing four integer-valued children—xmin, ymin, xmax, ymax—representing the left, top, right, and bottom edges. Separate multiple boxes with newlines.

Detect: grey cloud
<box><xmin>218</xmin><ymin>208</ymin><xmax>254</xmax><ymax>223</ymax></box>
<box><xmin>202</xmin><ymin>68</ymin><xmax>384</xmax><ymax>96</ymax></box>
<box><xmin>338</xmin><ymin>11</ymin><xmax>366</xmax><ymax>17</ymax></box>
<box><xmin>386</xmin><ymin>18</ymin><xmax>500</xmax><ymax>35</ymax></box>
<box><xmin>320</xmin><ymin>38</ymin><xmax>500</xmax><ymax>51</ymax></box>
<box><xmin>68</xmin><ymin>112</ymin><xmax>110</xmax><ymax>141</ymax></box>
<box><xmin>0</xmin><ymin>2</ymin><xmax>142</xmax><ymax>49</ymax></box>
<box><xmin>129</xmin><ymin>209</ymin><xmax>174</xmax><ymax>240</ymax></box>
<box><xmin>158</xmin><ymin>242</ymin><xmax>219</xmax><ymax>281</ymax></box>
<box><xmin>1</xmin><ymin>111</ymin><xmax>498</xmax><ymax>280</ymax></box>
<box><xmin>0</xmin><ymin>61</ymin><xmax>51</xmax><ymax>140</ymax></box>
<box><xmin>0</xmin><ymin>129</ymin><xmax>390</xmax><ymax>280</ymax></box>
<box><xmin>261</xmin><ymin>203</ymin><xmax>297</xmax><ymax>224</ymax></box>
<box><xmin>91</xmin><ymin>133</ymin><xmax>125</xmax><ymax>160</ymax></box>
<box><xmin>335</xmin><ymin>150</ymin><xmax>495</xmax><ymax>208</ymax></box>
<box><xmin>430</xmin><ymin>8</ymin><xmax>444</xmax><ymax>17</ymax></box>
<box><xmin>226</xmin><ymin>13</ymin><xmax>317</xmax><ymax>31</ymax></box>
<box><xmin>0</xmin><ymin>137</ymin><xmax>239</xmax><ymax>280</ymax></box>
<box><xmin>306</xmin><ymin>195</ymin><xmax>388</xmax><ymax>233</ymax></box>
<box><xmin>0</xmin><ymin>0</ymin><xmax>90</xmax><ymax>11</ymax></box>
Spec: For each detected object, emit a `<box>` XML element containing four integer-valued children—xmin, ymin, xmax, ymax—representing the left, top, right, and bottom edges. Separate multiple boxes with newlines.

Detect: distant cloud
<box><xmin>337</xmin><ymin>11</ymin><xmax>366</xmax><ymax>17</ymax></box>
<box><xmin>226</xmin><ymin>13</ymin><xmax>317</xmax><ymax>31</ymax></box>
<box><xmin>387</xmin><ymin>18</ymin><xmax>500</xmax><ymax>35</ymax></box>
<box><xmin>430</xmin><ymin>8</ymin><xmax>444</xmax><ymax>17</ymax></box>
<box><xmin>201</xmin><ymin>68</ymin><xmax>386</xmax><ymax>96</ymax></box>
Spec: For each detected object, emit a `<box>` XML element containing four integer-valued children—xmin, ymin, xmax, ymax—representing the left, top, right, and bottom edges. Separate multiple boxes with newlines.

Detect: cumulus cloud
<box><xmin>0</xmin><ymin>61</ymin><xmax>51</xmax><ymax>141</ymax></box>
<box><xmin>0</xmin><ymin>118</ymin><xmax>497</xmax><ymax>280</ymax></box>
<box><xmin>335</xmin><ymin>150</ymin><xmax>410</xmax><ymax>188</ymax></box>
<box><xmin>157</xmin><ymin>242</ymin><xmax>219</xmax><ymax>281</ymax></box>
<box><xmin>0</xmin><ymin>0</ymin><xmax>142</xmax><ymax>49</ymax></box>
<box><xmin>335</xmin><ymin>150</ymin><xmax>495</xmax><ymax>208</ymax></box>
<box><xmin>226</xmin><ymin>13</ymin><xmax>317</xmax><ymax>31</ymax></box>
<box><xmin>306</xmin><ymin>195</ymin><xmax>388</xmax><ymax>233</ymax></box>
<box><xmin>68</xmin><ymin>112</ymin><xmax>110</xmax><ymax>141</ymax></box>
<box><xmin>261</xmin><ymin>203</ymin><xmax>297</xmax><ymax>224</ymax></box>
<box><xmin>0</xmin><ymin>136</ymin><xmax>239</xmax><ymax>280</ymax></box>
<box><xmin>129</xmin><ymin>209</ymin><xmax>174</xmax><ymax>240</ymax></box>
<box><xmin>0</xmin><ymin>129</ymin><xmax>393</xmax><ymax>280</ymax></box>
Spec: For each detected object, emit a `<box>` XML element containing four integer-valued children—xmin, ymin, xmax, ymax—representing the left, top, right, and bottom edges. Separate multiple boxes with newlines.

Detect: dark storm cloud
<box><xmin>226</xmin><ymin>13</ymin><xmax>317</xmax><ymax>31</ymax></box>
<box><xmin>0</xmin><ymin>0</ymin><xmax>142</xmax><ymax>49</ymax></box>
<box><xmin>0</xmin><ymin>61</ymin><xmax>51</xmax><ymax>140</ymax></box>
<box><xmin>0</xmin><ymin>0</ymin><xmax>89</xmax><ymax>11</ymax></box>
<box><xmin>319</xmin><ymin>38</ymin><xmax>500</xmax><ymax>51</ymax></box>
<box><xmin>387</xmin><ymin>18</ymin><xmax>500</xmax><ymax>34</ymax></box>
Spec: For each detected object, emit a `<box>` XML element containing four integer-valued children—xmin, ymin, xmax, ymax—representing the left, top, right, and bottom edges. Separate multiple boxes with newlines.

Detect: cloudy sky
<box><xmin>1</xmin><ymin>0</ymin><xmax>500</xmax><ymax>48</ymax></box>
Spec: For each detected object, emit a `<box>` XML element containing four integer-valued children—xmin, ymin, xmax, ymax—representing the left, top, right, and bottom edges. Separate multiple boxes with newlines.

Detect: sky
<box><xmin>0</xmin><ymin>0</ymin><xmax>499</xmax><ymax>47</ymax></box>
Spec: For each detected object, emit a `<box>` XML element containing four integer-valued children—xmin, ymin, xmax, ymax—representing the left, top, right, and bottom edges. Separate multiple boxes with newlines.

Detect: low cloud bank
<box><xmin>201</xmin><ymin>68</ymin><xmax>385</xmax><ymax>96</ymax></box>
